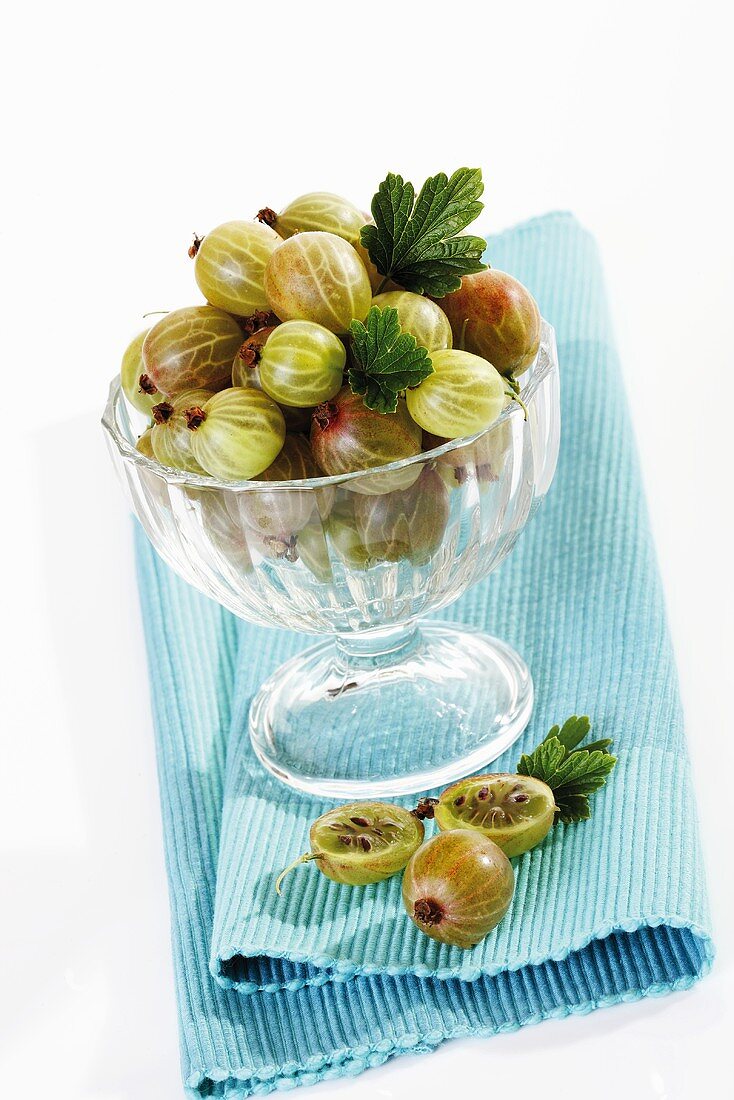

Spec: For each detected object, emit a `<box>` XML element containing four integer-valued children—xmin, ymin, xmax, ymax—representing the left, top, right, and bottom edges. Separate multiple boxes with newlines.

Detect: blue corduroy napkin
<box><xmin>135</xmin><ymin>214</ymin><xmax>713</xmax><ymax>1097</ymax></box>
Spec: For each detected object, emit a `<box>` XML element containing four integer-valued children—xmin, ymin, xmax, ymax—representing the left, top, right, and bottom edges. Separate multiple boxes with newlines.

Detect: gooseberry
<box><xmin>310</xmin><ymin>387</ymin><xmax>422</xmax><ymax>495</ymax></box>
<box><xmin>435</xmin><ymin>774</ymin><xmax>556</xmax><ymax>857</ymax></box>
<box><xmin>354</xmin><ymin>467</ymin><xmax>449</xmax><ymax>565</ymax></box>
<box><xmin>294</xmin><ymin>518</ymin><xmax>333</xmax><ymax>582</ymax></box>
<box><xmin>354</xmin><ymin>238</ymin><xmax>386</xmax><ymax>293</ymax></box>
<box><xmin>121</xmin><ymin>329</ymin><xmax>157</xmax><ymax>415</ymax></box>
<box><xmin>423</xmin><ymin>420</ymin><xmax>512</xmax><ymax>486</ymax></box>
<box><xmin>327</xmin><ymin>496</ymin><xmax>371</xmax><ymax>569</ymax></box>
<box><xmin>135</xmin><ymin>427</ymin><xmax>155</xmax><ymax>458</ymax></box>
<box><xmin>236</xmin><ymin>434</ymin><xmax>333</xmax><ymax>544</ymax></box>
<box><xmin>150</xmin><ymin>388</ymin><xmax>213</xmax><ymax>474</ymax></box>
<box><xmin>406</xmin><ymin>349</ymin><xmax>505</xmax><ymax>439</ymax></box>
<box><xmin>258</xmin><ymin>192</ymin><xmax>365</xmax><ymax>246</ymax></box>
<box><xmin>402</xmin><ymin>830</ymin><xmax>514</xmax><ymax>949</ymax></box>
<box><xmin>231</xmin><ymin>326</ymin><xmax>277</xmax><ymax>389</ymax></box>
<box><xmin>439</xmin><ymin>269</ymin><xmax>541</xmax><ymax>378</ymax></box>
<box><xmin>264</xmin><ymin>232</ymin><xmax>371</xmax><ymax>334</ymax></box>
<box><xmin>276</xmin><ymin>801</ymin><xmax>424</xmax><ymax>892</ymax></box>
<box><xmin>184</xmin><ymin>488</ymin><xmax>253</xmax><ymax>576</ymax></box>
<box><xmin>194</xmin><ymin>220</ymin><xmax>280</xmax><ymax>317</ymax></box>
<box><xmin>372</xmin><ymin>291</ymin><xmax>452</xmax><ymax>353</ymax></box>
<box><xmin>258</xmin><ymin>320</ymin><xmax>346</xmax><ymax>408</ymax></box>
<box><xmin>185</xmin><ymin>388</ymin><xmax>286</xmax><ymax>480</ymax></box>
<box><xmin>142</xmin><ymin>306</ymin><xmax>243</xmax><ymax>396</ymax></box>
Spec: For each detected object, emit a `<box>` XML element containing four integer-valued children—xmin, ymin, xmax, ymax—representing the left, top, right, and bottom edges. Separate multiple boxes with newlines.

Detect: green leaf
<box><xmin>553</xmin><ymin>750</ymin><xmax>617</xmax><ymax>796</ymax></box>
<box><xmin>348</xmin><ymin>306</ymin><xmax>434</xmax><ymax>414</ymax></box>
<box><xmin>573</xmin><ymin>738</ymin><xmax>613</xmax><ymax>755</ymax></box>
<box><xmin>556</xmin><ymin>795</ymin><xmax>592</xmax><ymax>825</ymax></box>
<box><xmin>517</xmin><ymin>736</ymin><xmax>567</xmax><ymax>787</ymax></box>
<box><xmin>361</xmin><ymin>169</ymin><xmax>488</xmax><ymax>297</ymax></box>
<box><xmin>517</xmin><ymin>716</ymin><xmax>617</xmax><ymax>827</ymax></box>
<box><xmin>545</xmin><ymin>714</ymin><xmax>591</xmax><ymax>753</ymax></box>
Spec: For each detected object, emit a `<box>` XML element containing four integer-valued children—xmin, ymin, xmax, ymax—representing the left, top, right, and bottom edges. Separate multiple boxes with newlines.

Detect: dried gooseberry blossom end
<box><xmin>151</xmin><ymin>401</ymin><xmax>174</xmax><ymax>425</ymax></box>
<box><xmin>414</xmin><ymin>898</ymin><xmax>444</xmax><ymax>926</ymax></box>
<box><xmin>241</xmin><ymin>310</ymin><xmax>278</xmax><ymax>335</ymax></box>
<box><xmin>188</xmin><ymin>234</ymin><xmax>204</xmax><ymax>258</ymax></box>
<box><xmin>412</xmin><ymin>797</ymin><xmax>438</xmax><ymax>820</ymax></box>
<box><xmin>256</xmin><ymin>207</ymin><xmax>277</xmax><ymax>227</ymax></box>
<box><xmin>185</xmin><ymin>406</ymin><xmax>207</xmax><ymax>431</ymax></box>
<box><xmin>139</xmin><ymin>373</ymin><xmax>158</xmax><ymax>396</ymax></box>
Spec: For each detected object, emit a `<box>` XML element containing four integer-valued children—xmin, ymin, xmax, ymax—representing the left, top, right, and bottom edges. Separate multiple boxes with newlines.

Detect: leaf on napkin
<box><xmin>518</xmin><ymin>715</ymin><xmax>617</xmax><ymax>825</ymax></box>
<box><xmin>348</xmin><ymin>305</ymin><xmax>434</xmax><ymax>414</ymax></box>
<box><xmin>360</xmin><ymin>168</ymin><xmax>488</xmax><ymax>296</ymax></box>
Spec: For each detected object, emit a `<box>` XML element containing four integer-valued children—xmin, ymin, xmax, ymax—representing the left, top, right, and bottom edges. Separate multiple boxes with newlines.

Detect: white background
<box><xmin>1</xmin><ymin>1</ymin><xmax>732</xmax><ymax>1097</ymax></box>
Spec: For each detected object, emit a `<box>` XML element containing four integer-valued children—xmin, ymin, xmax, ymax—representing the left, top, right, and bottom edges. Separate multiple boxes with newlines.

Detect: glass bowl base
<box><xmin>249</xmin><ymin>621</ymin><xmax>533</xmax><ymax>798</ymax></box>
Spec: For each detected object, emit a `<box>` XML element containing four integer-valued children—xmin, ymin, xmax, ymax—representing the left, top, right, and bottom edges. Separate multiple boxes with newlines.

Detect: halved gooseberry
<box><xmin>276</xmin><ymin>800</ymin><xmax>424</xmax><ymax>892</ymax></box>
<box><xmin>434</xmin><ymin>774</ymin><xmax>556</xmax><ymax>857</ymax></box>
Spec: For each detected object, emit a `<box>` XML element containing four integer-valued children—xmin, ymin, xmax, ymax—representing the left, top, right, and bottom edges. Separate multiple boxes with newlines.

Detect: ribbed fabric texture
<box><xmin>135</xmin><ymin>213</ymin><xmax>713</xmax><ymax>1097</ymax></box>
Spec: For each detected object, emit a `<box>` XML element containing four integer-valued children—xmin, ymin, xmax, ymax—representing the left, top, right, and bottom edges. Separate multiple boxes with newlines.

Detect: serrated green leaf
<box><xmin>553</xmin><ymin>751</ymin><xmax>617</xmax><ymax>796</ymax></box>
<box><xmin>517</xmin><ymin>736</ymin><xmax>567</xmax><ymax>787</ymax></box>
<box><xmin>553</xmin><ymin>715</ymin><xmax>591</xmax><ymax>752</ymax></box>
<box><xmin>361</xmin><ymin>169</ymin><xmax>487</xmax><ymax>297</ymax></box>
<box><xmin>557</xmin><ymin>795</ymin><xmax>592</xmax><ymax>825</ymax></box>
<box><xmin>517</xmin><ymin>716</ymin><xmax>617</xmax><ymax>828</ymax></box>
<box><xmin>573</xmin><ymin>738</ymin><xmax>613</xmax><ymax>755</ymax></box>
<box><xmin>348</xmin><ymin>306</ymin><xmax>434</xmax><ymax>414</ymax></box>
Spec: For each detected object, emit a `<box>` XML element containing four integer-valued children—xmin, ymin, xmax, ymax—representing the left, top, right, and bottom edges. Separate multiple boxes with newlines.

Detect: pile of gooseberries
<box><xmin>275</xmin><ymin>768</ymin><xmax>556</xmax><ymax>950</ymax></box>
<box><xmin>120</xmin><ymin>183</ymin><xmax>541</xmax><ymax>568</ymax></box>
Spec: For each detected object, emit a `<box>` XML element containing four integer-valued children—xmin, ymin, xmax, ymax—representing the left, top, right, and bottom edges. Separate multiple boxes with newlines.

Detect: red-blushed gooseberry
<box><xmin>354</xmin><ymin>467</ymin><xmax>450</xmax><ymax>565</ymax></box>
<box><xmin>264</xmin><ymin>232</ymin><xmax>371</xmax><ymax>334</ymax></box>
<box><xmin>236</xmin><ymin>434</ymin><xmax>334</xmax><ymax>547</ymax></box>
<box><xmin>439</xmin><ymin>269</ymin><xmax>541</xmax><ymax>378</ymax></box>
<box><xmin>310</xmin><ymin>387</ymin><xmax>422</xmax><ymax>495</ymax></box>
<box><xmin>142</xmin><ymin>306</ymin><xmax>243</xmax><ymax>397</ymax></box>
<box><xmin>402</xmin><ymin>829</ymin><xmax>514</xmax><ymax>949</ymax></box>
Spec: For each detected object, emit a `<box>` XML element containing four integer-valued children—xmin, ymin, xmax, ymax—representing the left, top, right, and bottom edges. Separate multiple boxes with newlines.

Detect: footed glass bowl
<box><xmin>103</xmin><ymin>321</ymin><xmax>559</xmax><ymax>797</ymax></box>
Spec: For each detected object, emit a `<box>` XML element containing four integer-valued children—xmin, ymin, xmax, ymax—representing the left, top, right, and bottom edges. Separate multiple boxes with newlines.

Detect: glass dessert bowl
<box><xmin>103</xmin><ymin>321</ymin><xmax>559</xmax><ymax>798</ymax></box>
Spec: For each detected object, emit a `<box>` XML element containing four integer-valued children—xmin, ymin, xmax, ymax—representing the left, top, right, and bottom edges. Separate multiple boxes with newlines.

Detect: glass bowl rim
<box><xmin>102</xmin><ymin>320</ymin><xmax>557</xmax><ymax>493</ymax></box>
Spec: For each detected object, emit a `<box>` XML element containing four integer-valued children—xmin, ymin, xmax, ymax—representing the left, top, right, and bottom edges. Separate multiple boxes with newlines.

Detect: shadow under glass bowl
<box><xmin>102</xmin><ymin>321</ymin><xmax>560</xmax><ymax>797</ymax></box>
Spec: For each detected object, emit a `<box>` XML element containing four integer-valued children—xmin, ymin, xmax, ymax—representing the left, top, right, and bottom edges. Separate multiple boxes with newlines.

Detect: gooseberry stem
<box><xmin>506</xmin><ymin>388</ymin><xmax>528</xmax><ymax>421</ymax></box>
<box><xmin>275</xmin><ymin>851</ymin><xmax>322</xmax><ymax>895</ymax></box>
